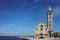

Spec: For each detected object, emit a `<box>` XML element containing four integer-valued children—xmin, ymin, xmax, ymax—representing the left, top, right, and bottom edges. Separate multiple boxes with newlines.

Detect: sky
<box><xmin>0</xmin><ymin>0</ymin><xmax>60</xmax><ymax>36</ymax></box>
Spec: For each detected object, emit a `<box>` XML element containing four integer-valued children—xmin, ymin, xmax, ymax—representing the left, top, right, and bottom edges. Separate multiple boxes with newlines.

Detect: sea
<box><xmin>0</xmin><ymin>36</ymin><xmax>22</xmax><ymax>40</ymax></box>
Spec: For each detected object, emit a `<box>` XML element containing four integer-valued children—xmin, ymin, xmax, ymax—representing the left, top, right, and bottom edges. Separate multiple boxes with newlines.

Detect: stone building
<box><xmin>34</xmin><ymin>6</ymin><xmax>53</xmax><ymax>40</ymax></box>
<box><xmin>34</xmin><ymin>22</ymin><xmax>48</xmax><ymax>39</ymax></box>
<box><xmin>52</xmin><ymin>32</ymin><xmax>60</xmax><ymax>38</ymax></box>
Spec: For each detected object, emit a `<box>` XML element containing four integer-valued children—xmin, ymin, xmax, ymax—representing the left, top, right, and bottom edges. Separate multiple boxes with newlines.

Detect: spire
<box><xmin>48</xmin><ymin>6</ymin><xmax>52</xmax><ymax>11</ymax></box>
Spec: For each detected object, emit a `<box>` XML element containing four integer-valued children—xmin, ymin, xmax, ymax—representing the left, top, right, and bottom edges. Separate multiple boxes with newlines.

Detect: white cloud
<box><xmin>53</xmin><ymin>6</ymin><xmax>60</xmax><ymax>16</ymax></box>
<box><xmin>0</xmin><ymin>31</ymin><xmax>19</xmax><ymax>36</ymax></box>
<box><xmin>3</xmin><ymin>24</ymin><xmax>16</xmax><ymax>27</ymax></box>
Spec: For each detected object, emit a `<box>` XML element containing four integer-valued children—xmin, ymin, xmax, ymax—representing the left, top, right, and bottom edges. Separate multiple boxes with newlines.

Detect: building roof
<box><xmin>48</xmin><ymin>6</ymin><xmax>52</xmax><ymax>11</ymax></box>
<box><xmin>36</xmin><ymin>22</ymin><xmax>47</xmax><ymax>28</ymax></box>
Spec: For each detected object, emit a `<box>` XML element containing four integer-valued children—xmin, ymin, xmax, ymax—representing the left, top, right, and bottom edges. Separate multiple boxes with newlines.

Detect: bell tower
<box><xmin>48</xmin><ymin>6</ymin><xmax>53</xmax><ymax>38</ymax></box>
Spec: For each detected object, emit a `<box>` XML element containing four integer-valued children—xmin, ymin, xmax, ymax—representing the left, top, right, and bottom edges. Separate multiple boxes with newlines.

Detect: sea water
<box><xmin>0</xmin><ymin>36</ymin><xmax>22</xmax><ymax>40</ymax></box>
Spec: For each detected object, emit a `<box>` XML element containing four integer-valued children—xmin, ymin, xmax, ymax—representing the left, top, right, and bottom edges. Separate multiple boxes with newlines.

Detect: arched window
<box><xmin>49</xmin><ymin>20</ymin><xmax>51</xmax><ymax>23</ymax></box>
<box><xmin>41</xmin><ymin>25</ymin><xmax>43</xmax><ymax>27</ymax></box>
<box><xmin>41</xmin><ymin>33</ymin><xmax>43</xmax><ymax>36</ymax></box>
<box><xmin>49</xmin><ymin>13</ymin><xmax>51</xmax><ymax>15</ymax></box>
<box><xmin>41</xmin><ymin>28</ymin><xmax>43</xmax><ymax>30</ymax></box>
<box><xmin>36</xmin><ymin>29</ymin><xmax>38</xmax><ymax>31</ymax></box>
<box><xmin>49</xmin><ymin>24</ymin><xmax>51</xmax><ymax>26</ymax></box>
<box><xmin>46</xmin><ymin>28</ymin><xmax>47</xmax><ymax>30</ymax></box>
<box><xmin>49</xmin><ymin>16</ymin><xmax>51</xmax><ymax>18</ymax></box>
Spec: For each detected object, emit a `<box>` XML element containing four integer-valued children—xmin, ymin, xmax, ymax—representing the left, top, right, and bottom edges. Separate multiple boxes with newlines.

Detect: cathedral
<box><xmin>34</xmin><ymin>6</ymin><xmax>53</xmax><ymax>40</ymax></box>
<box><xmin>20</xmin><ymin>6</ymin><xmax>60</xmax><ymax>40</ymax></box>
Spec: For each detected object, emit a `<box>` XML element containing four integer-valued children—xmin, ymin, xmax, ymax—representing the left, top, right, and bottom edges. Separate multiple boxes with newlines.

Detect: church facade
<box><xmin>34</xmin><ymin>6</ymin><xmax>53</xmax><ymax>40</ymax></box>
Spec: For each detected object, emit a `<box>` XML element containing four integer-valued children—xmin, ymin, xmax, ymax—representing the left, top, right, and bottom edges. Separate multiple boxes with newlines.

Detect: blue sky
<box><xmin>0</xmin><ymin>0</ymin><xmax>60</xmax><ymax>36</ymax></box>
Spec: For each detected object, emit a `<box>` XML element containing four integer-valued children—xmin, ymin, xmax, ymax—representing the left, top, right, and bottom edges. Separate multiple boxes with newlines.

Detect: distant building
<box><xmin>34</xmin><ymin>6</ymin><xmax>53</xmax><ymax>40</ymax></box>
<box><xmin>52</xmin><ymin>32</ymin><xmax>60</xmax><ymax>38</ymax></box>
